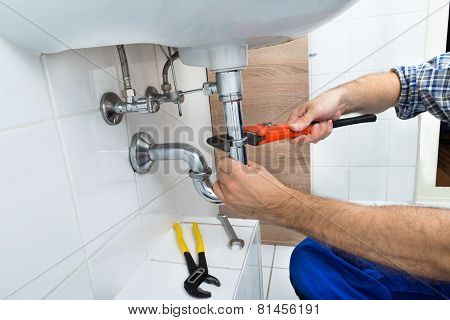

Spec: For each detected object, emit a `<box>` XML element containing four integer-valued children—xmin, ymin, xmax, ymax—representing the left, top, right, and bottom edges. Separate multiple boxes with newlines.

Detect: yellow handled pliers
<box><xmin>174</xmin><ymin>223</ymin><xmax>221</xmax><ymax>298</ymax></box>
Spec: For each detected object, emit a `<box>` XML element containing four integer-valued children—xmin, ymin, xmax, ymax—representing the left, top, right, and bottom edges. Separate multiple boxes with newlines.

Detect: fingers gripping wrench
<box><xmin>218</xmin><ymin>214</ymin><xmax>245</xmax><ymax>249</ymax></box>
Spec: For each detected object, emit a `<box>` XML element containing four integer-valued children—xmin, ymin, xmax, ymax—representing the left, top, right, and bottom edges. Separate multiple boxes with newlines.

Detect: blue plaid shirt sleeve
<box><xmin>391</xmin><ymin>53</ymin><xmax>450</xmax><ymax>122</ymax></box>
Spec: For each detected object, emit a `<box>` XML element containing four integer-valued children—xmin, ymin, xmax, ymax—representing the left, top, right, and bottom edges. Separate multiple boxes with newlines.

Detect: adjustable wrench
<box><xmin>218</xmin><ymin>214</ymin><xmax>245</xmax><ymax>249</ymax></box>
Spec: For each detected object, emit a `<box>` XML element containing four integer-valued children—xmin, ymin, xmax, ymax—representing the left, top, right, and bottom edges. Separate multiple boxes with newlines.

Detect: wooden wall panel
<box><xmin>208</xmin><ymin>37</ymin><xmax>310</xmax><ymax>245</ymax></box>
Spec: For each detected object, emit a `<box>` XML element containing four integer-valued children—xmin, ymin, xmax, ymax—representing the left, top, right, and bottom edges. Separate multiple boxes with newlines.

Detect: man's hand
<box><xmin>213</xmin><ymin>157</ymin><xmax>294</xmax><ymax>224</ymax></box>
<box><xmin>287</xmin><ymin>72</ymin><xmax>401</xmax><ymax>144</ymax></box>
<box><xmin>287</xmin><ymin>87</ymin><xmax>347</xmax><ymax>144</ymax></box>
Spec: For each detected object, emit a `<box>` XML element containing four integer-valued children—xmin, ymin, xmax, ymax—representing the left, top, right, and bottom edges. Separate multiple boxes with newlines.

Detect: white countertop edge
<box><xmin>181</xmin><ymin>215</ymin><xmax>258</xmax><ymax>228</ymax></box>
<box><xmin>232</xmin><ymin>223</ymin><xmax>258</xmax><ymax>299</ymax></box>
<box><xmin>114</xmin><ymin>217</ymin><xmax>261</xmax><ymax>300</ymax></box>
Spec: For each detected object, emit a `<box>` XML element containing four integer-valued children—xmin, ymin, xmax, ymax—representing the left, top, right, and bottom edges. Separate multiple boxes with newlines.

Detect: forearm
<box><xmin>281</xmin><ymin>191</ymin><xmax>450</xmax><ymax>281</ymax></box>
<box><xmin>335</xmin><ymin>72</ymin><xmax>401</xmax><ymax>115</ymax></box>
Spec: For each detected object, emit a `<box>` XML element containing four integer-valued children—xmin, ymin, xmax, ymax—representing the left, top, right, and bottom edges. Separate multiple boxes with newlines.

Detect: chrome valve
<box><xmin>100</xmin><ymin>45</ymin><xmax>221</xmax><ymax>126</ymax></box>
<box><xmin>100</xmin><ymin>92</ymin><xmax>161</xmax><ymax>126</ymax></box>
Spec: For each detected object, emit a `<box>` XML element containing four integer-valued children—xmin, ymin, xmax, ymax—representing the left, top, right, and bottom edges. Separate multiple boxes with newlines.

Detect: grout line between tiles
<box><xmin>124</xmin><ymin>113</ymin><xmax>150</xmax><ymax>257</ymax></box>
<box><xmin>55</xmin><ymin>108</ymin><xmax>100</xmax><ymax>119</ymax></box>
<box><xmin>119</xmin><ymin>46</ymin><xmax>148</xmax><ymax>259</ymax></box>
<box><xmin>271</xmin><ymin>266</ymin><xmax>290</xmax><ymax>270</ymax></box>
<box><xmin>0</xmin><ymin>116</ymin><xmax>54</xmax><ymax>135</ymax></box>
<box><xmin>342</xmin><ymin>9</ymin><xmax>428</xmax><ymax>22</ymax></box>
<box><xmin>265</xmin><ymin>245</ymin><xmax>277</xmax><ymax>300</ymax></box>
<box><xmin>310</xmin><ymin>69</ymin><xmax>390</xmax><ymax>77</ymax></box>
<box><xmin>86</xmin><ymin>212</ymin><xmax>140</xmax><ymax>259</ymax></box>
<box><xmin>42</xmin><ymin>259</ymin><xmax>88</xmax><ymax>300</ymax></box>
<box><xmin>39</xmin><ymin>55</ymin><xmax>97</xmax><ymax>299</ymax></box>
<box><xmin>0</xmin><ymin>107</ymin><xmax>106</xmax><ymax>137</ymax></box>
<box><xmin>4</xmin><ymin>204</ymin><xmax>143</xmax><ymax>299</ymax></box>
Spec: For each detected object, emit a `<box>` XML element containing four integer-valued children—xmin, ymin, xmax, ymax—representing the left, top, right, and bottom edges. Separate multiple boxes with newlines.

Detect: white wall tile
<box><xmin>395</xmin><ymin>0</ymin><xmax>429</xmax><ymax>14</ymax></box>
<box><xmin>273</xmin><ymin>246</ymin><xmax>295</xmax><ymax>269</ymax></box>
<box><xmin>0</xmin><ymin>36</ymin><xmax>53</xmax><ymax>129</ymax></box>
<box><xmin>6</xmin><ymin>251</ymin><xmax>85</xmax><ymax>300</ymax></box>
<box><xmin>310</xmin><ymin>21</ymin><xmax>351</xmax><ymax>74</ymax></box>
<box><xmin>160</xmin><ymin>65</ymin><xmax>213</xmax><ymax>155</ymax></box>
<box><xmin>141</xmin><ymin>192</ymin><xmax>178</xmax><ymax>255</ymax></box>
<box><xmin>162</xmin><ymin>109</ymin><xmax>216</xmax><ymax>181</ymax></box>
<box><xmin>261</xmin><ymin>245</ymin><xmax>275</xmax><ymax>267</ymax></box>
<box><xmin>0</xmin><ymin>37</ymin><xmax>220</xmax><ymax>300</ymax></box>
<box><xmin>46</xmin><ymin>265</ymin><xmax>94</xmax><ymax>300</ymax></box>
<box><xmin>349</xmin><ymin>12</ymin><xmax>427</xmax><ymax>72</ymax></box>
<box><xmin>312</xmin><ymin>166</ymin><xmax>349</xmax><ymax>200</ymax></box>
<box><xmin>58</xmin><ymin>112</ymin><xmax>139</xmax><ymax>241</ymax></box>
<box><xmin>43</xmin><ymin>46</ymin><xmax>120</xmax><ymax>116</ymax></box>
<box><xmin>391</xmin><ymin>11</ymin><xmax>427</xmax><ymax>67</ymax></box>
<box><xmin>267</xmin><ymin>268</ymin><xmax>298</xmax><ymax>300</ymax></box>
<box><xmin>0</xmin><ymin>122</ymin><xmax>82</xmax><ymax>298</ymax></box>
<box><xmin>311</xmin><ymin>127</ymin><xmax>350</xmax><ymax>166</ymax></box>
<box><xmin>128</xmin><ymin>112</ymin><xmax>175</xmax><ymax>207</ymax></box>
<box><xmin>122</xmin><ymin>44</ymin><xmax>159</xmax><ymax>97</ymax></box>
<box><xmin>87</xmin><ymin>215</ymin><xmax>147</xmax><ymax>299</ymax></box>
<box><xmin>153</xmin><ymin>48</ymin><xmax>217</xmax><ymax>218</ymax></box>
<box><xmin>377</xmin><ymin>108</ymin><xmax>398</xmax><ymax>120</ymax></box>
<box><xmin>330</xmin><ymin>2</ymin><xmax>355</xmax><ymax>22</ymax></box>
<box><xmin>173</xmin><ymin>178</ymin><xmax>217</xmax><ymax>217</ymax></box>
<box><xmin>349</xmin><ymin>0</ymin><xmax>396</xmax><ymax>19</ymax></box>
<box><xmin>123</xmin><ymin>44</ymin><xmax>178</xmax><ymax>207</ymax></box>
<box><xmin>389</xmin><ymin>118</ymin><xmax>418</xmax><ymax>166</ymax></box>
<box><xmin>349</xmin><ymin>167</ymin><xmax>387</xmax><ymax>201</ymax></box>
<box><xmin>309</xmin><ymin>0</ymin><xmax>427</xmax><ymax>204</ymax></box>
<box><xmin>350</xmin><ymin>121</ymin><xmax>389</xmax><ymax>166</ymax></box>
<box><xmin>387</xmin><ymin>167</ymin><xmax>416</xmax><ymax>203</ymax></box>
<box><xmin>349</xmin><ymin>15</ymin><xmax>396</xmax><ymax>72</ymax></box>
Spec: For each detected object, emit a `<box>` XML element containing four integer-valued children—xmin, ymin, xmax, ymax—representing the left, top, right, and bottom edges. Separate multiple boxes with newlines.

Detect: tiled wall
<box><xmin>0</xmin><ymin>38</ymin><xmax>218</xmax><ymax>299</ymax></box>
<box><xmin>310</xmin><ymin>0</ymin><xmax>428</xmax><ymax>203</ymax></box>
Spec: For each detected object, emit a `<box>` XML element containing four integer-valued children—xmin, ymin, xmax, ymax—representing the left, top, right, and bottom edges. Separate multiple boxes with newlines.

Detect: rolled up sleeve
<box><xmin>391</xmin><ymin>53</ymin><xmax>450</xmax><ymax>122</ymax></box>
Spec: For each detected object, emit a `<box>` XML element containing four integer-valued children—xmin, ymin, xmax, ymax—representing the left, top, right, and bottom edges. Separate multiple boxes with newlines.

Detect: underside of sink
<box><xmin>0</xmin><ymin>0</ymin><xmax>356</xmax><ymax>56</ymax></box>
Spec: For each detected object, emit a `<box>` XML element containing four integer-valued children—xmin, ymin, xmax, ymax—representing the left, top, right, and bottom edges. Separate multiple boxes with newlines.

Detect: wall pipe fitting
<box><xmin>129</xmin><ymin>132</ymin><xmax>222</xmax><ymax>204</ymax></box>
<box><xmin>117</xmin><ymin>45</ymin><xmax>132</xmax><ymax>91</ymax></box>
<box><xmin>116</xmin><ymin>45</ymin><xmax>135</xmax><ymax>103</ymax></box>
<box><xmin>162</xmin><ymin>50</ymin><xmax>179</xmax><ymax>92</ymax></box>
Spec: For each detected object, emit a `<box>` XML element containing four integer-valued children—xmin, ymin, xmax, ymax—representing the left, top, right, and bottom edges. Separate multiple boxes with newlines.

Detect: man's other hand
<box><xmin>213</xmin><ymin>157</ymin><xmax>294</xmax><ymax>223</ymax></box>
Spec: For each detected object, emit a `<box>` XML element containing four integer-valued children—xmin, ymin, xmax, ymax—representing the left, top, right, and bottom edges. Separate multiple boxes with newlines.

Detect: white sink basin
<box><xmin>0</xmin><ymin>0</ymin><xmax>356</xmax><ymax>69</ymax></box>
<box><xmin>0</xmin><ymin>0</ymin><xmax>355</xmax><ymax>51</ymax></box>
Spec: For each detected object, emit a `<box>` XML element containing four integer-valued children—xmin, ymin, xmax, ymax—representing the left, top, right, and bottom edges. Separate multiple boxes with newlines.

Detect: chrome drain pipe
<box><xmin>126</xmin><ymin>70</ymin><xmax>248</xmax><ymax>205</ymax></box>
<box><xmin>129</xmin><ymin>132</ymin><xmax>222</xmax><ymax>204</ymax></box>
<box><xmin>215</xmin><ymin>70</ymin><xmax>248</xmax><ymax>165</ymax></box>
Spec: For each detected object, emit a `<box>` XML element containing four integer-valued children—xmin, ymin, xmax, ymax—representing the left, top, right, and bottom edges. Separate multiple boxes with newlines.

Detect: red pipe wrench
<box><xmin>244</xmin><ymin>114</ymin><xmax>377</xmax><ymax>146</ymax></box>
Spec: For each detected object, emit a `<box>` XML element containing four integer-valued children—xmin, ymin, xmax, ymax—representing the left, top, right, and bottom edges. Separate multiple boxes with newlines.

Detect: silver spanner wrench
<box><xmin>218</xmin><ymin>214</ymin><xmax>245</xmax><ymax>249</ymax></box>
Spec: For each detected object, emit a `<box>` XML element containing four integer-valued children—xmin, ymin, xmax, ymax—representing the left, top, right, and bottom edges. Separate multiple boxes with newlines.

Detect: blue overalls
<box><xmin>289</xmin><ymin>238</ymin><xmax>450</xmax><ymax>299</ymax></box>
